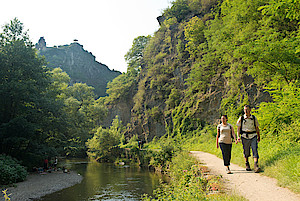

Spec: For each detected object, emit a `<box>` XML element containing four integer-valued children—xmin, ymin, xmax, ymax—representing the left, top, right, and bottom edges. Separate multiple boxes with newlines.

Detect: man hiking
<box><xmin>237</xmin><ymin>105</ymin><xmax>261</xmax><ymax>173</ymax></box>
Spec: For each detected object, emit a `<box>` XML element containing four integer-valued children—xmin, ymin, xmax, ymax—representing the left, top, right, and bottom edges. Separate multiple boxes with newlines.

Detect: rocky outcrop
<box><xmin>35</xmin><ymin>37</ymin><xmax>47</xmax><ymax>51</ymax></box>
<box><xmin>37</xmin><ymin>38</ymin><xmax>121</xmax><ymax>97</ymax></box>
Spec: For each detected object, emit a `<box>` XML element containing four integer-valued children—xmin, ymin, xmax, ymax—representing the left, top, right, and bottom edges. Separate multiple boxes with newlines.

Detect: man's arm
<box><xmin>256</xmin><ymin>126</ymin><xmax>260</xmax><ymax>142</ymax></box>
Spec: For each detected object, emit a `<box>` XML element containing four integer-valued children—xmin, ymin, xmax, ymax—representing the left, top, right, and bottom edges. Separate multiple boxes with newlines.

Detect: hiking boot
<box><xmin>254</xmin><ymin>163</ymin><xmax>260</xmax><ymax>173</ymax></box>
<box><xmin>226</xmin><ymin>166</ymin><xmax>232</xmax><ymax>174</ymax></box>
<box><xmin>245</xmin><ymin>162</ymin><xmax>251</xmax><ymax>171</ymax></box>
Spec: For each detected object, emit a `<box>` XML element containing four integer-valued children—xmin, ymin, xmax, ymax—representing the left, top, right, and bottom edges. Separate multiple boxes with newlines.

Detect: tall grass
<box><xmin>143</xmin><ymin>152</ymin><xmax>246</xmax><ymax>200</ymax></box>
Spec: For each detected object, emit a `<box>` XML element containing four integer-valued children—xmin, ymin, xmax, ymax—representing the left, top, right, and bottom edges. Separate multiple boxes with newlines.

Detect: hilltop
<box><xmin>36</xmin><ymin>37</ymin><xmax>121</xmax><ymax>97</ymax></box>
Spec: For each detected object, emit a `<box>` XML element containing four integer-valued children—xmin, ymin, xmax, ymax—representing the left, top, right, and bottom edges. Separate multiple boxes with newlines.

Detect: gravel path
<box><xmin>4</xmin><ymin>171</ymin><xmax>83</xmax><ymax>201</ymax></box>
<box><xmin>190</xmin><ymin>151</ymin><xmax>300</xmax><ymax>201</ymax></box>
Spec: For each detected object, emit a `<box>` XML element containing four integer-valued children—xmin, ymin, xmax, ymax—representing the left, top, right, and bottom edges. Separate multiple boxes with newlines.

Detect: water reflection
<box><xmin>38</xmin><ymin>159</ymin><xmax>163</xmax><ymax>201</ymax></box>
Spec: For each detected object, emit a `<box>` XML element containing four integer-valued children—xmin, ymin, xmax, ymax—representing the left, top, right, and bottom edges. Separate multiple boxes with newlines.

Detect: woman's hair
<box><xmin>221</xmin><ymin>115</ymin><xmax>228</xmax><ymax>119</ymax></box>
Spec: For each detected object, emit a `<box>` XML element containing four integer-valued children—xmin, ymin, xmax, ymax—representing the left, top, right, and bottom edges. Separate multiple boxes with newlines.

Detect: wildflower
<box><xmin>2</xmin><ymin>189</ymin><xmax>11</xmax><ymax>201</ymax></box>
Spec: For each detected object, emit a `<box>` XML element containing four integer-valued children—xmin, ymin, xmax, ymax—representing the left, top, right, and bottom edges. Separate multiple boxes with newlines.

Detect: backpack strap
<box><xmin>230</xmin><ymin>124</ymin><xmax>234</xmax><ymax>140</ymax></box>
<box><xmin>253</xmin><ymin>115</ymin><xmax>256</xmax><ymax>129</ymax></box>
<box><xmin>240</xmin><ymin>116</ymin><xmax>244</xmax><ymax>134</ymax></box>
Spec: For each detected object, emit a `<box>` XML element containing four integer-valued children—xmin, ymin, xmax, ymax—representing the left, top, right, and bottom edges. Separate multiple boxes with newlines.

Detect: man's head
<box><xmin>221</xmin><ymin>115</ymin><xmax>228</xmax><ymax>123</ymax></box>
<box><xmin>244</xmin><ymin>105</ymin><xmax>251</xmax><ymax>116</ymax></box>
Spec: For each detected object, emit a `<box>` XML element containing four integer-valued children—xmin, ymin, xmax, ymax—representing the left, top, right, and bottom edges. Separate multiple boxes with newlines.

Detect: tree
<box><xmin>106</xmin><ymin>36</ymin><xmax>151</xmax><ymax>104</ymax></box>
<box><xmin>124</xmin><ymin>35</ymin><xmax>151</xmax><ymax>74</ymax></box>
<box><xmin>62</xmin><ymin>83</ymin><xmax>107</xmax><ymax>157</ymax></box>
<box><xmin>0</xmin><ymin>18</ymin><xmax>59</xmax><ymax>166</ymax></box>
<box><xmin>63</xmin><ymin>83</ymin><xmax>95</xmax><ymax>156</ymax></box>
<box><xmin>0</xmin><ymin>18</ymin><xmax>31</xmax><ymax>46</ymax></box>
<box><xmin>254</xmin><ymin>81</ymin><xmax>300</xmax><ymax>142</ymax></box>
<box><xmin>164</xmin><ymin>0</ymin><xmax>191</xmax><ymax>23</ymax></box>
<box><xmin>86</xmin><ymin>116</ymin><xmax>124</xmax><ymax>161</ymax></box>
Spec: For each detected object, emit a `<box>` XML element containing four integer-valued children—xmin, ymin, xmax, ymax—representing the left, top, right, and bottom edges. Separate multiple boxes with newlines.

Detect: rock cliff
<box><xmin>37</xmin><ymin>38</ymin><xmax>121</xmax><ymax>97</ymax></box>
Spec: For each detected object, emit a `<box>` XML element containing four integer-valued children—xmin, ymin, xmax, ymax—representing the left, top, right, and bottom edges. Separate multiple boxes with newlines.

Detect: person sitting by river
<box><xmin>43</xmin><ymin>158</ymin><xmax>49</xmax><ymax>171</ymax></box>
<box><xmin>53</xmin><ymin>157</ymin><xmax>58</xmax><ymax>171</ymax></box>
<box><xmin>62</xmin><ymin>166</ymin><xmax>70</xmax><ymax>173</ymax></box>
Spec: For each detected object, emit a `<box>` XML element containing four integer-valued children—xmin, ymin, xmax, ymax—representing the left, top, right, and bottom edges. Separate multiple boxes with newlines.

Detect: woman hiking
<box><xmin>216</xmin><ymin>115</ymin><xmax>238</xmax><ymax>174</ymax></box>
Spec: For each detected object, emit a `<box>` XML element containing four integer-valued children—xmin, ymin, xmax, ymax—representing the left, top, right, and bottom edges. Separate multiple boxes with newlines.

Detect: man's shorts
<box><xmin>241</xmin><ymin>136</ymin><xmax>259</xmax><ymax>159</ymax></box>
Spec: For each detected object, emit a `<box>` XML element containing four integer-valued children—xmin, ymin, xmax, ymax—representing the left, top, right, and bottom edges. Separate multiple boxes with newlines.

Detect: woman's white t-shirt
<box><xmin>217</xmin><ymin>123</ymin><xmax>232</xmax><ymax>144</ymax></box>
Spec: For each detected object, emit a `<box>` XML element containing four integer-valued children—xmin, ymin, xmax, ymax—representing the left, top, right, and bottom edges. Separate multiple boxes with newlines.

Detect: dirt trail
<box><xmin>190</xmin><ymin>151</ymin><xmax>300</xmax><ymax>201</ymax></box>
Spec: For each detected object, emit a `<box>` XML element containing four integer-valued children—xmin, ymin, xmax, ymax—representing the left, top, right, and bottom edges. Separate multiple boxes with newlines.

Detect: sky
<box><xmin>0</xmin><ymin>0</ymin><xmax>172</xmax><ymax>73</ymax></box>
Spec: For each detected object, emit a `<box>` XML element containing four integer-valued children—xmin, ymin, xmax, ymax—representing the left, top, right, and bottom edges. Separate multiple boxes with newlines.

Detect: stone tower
<box><xmin>35</xmin><ymin>37</ymin><xmax>47</xmax><ymax>51</ymax></box>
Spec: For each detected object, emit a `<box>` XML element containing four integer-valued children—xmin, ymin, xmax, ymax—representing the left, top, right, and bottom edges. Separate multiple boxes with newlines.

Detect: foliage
<box><xmin>253</xmin><ymin>81</ymin><xmax>300</xmax><ymax>142</ymax></box>
<box><xmin>0</xmin><ymin>18</ymin><xmax>31</xmax><ymax>46</ymax></box>
<box><xmin>0</xmin><ymin>18</ymin><xmax>61</xmax><ymax>167</ymax></box>
<box><xmin>0</xmin><ymin>154</ymin><xmax>27</xmax><ymax>185</ymax></box>
<box><xmin>106</xmin><ymin>35</ymin><xmax>151</xmax><ymax>104</ymax></box>
<box><xmin>149</xmin><ymin>143</ymin><xmax>175</xmax><ymax>172</ymax></box>
<box><xmin>125</xmin><ymin>35</ymin><xmax>151</xmax><ymax>73</ymax></box>
<box><xmin>184</xmin><ymin>16</ymin><xmax>205</xmax><ymax>58</ymax></box>
<box><xmin>86</xmin><ymin>116</ymin><xmax>124</xmax><ymax>161</ymax></box>
<box><xmin>105</xmin><ymin>72</ymin><xmax>136</xmax><ymax>103</ymax></box>
<box><xmin>0</xmin><ymin>18</ymin><xmax>108</xmax><ymax>165</ymax></box>
<box><xmin>48</xmin><ymin>69</ymin><xmax>108</xmax><ymax>157</ymax></box>
<box><xmin>143</xmin><ymin>152</ymin><xmax>246</xmax><ymax>200</ymax></box>
<box><xmin>164</xmin><ymin>0</ymin><xmax>191</xmax><ymax>23</ymax></box>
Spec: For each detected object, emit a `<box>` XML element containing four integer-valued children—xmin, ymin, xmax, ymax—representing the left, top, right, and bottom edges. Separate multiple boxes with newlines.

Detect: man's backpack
<box><xmin>240</xmin><ymin>115</ymin><xmax>257</xmax><ymax>138</ymax></box>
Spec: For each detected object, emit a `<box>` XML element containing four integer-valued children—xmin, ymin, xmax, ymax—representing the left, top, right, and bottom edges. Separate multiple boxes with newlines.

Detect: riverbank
<box><xmin>4</xmin><ymin>171</ymin><xmax>83</xmax><ymax>201</ymax></box>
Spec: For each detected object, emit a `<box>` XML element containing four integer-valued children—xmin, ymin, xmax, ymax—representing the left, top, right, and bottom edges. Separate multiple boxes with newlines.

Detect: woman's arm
<box><xmin>231</xmin><ymin>125</ymin><xmax>238</xmax><ymax>144</ymax></box>
<box><xmin>237</xmin><ymin>125</ymin><xmax>241</xmax><ymax>142</ymax></box>
<box><xmin>216</xmin><ymin>127</ymin><xmax>220</xmax><ymax>148</ymax></box>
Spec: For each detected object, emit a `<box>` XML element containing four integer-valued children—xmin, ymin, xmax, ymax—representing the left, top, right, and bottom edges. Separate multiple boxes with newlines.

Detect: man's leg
<box><xmin>242</xmin><ymin>137</ymin><xmax>252</xmax><ymax>171</ymax></box>
<box><xmin>245</xmin><ymin>157</ymin><xmax>251</xmax><ymax>171</ymax></box>
<box><xmin>251</xmin><ymin>137</ymin><xmax>260</xmax><ymax>173</ymax></box>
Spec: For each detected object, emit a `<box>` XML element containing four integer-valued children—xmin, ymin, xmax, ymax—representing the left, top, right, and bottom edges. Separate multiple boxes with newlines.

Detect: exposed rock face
<box><xmin>37</xmin><ymin>38</ymin><xmax>121</xmax><ymax>97</ymax></box>
<box><xmin>103</xmin><ymin>101</ymin><xmax>133</xmax><ymax>128</ymax></box>
<box><xmin>101</xmin><ymin>85</ymin><xmax>136</xmax><ymax>129</ymax></box>
<box><xmin>125</xmin><ymin>69</ymin><xmax>272</xmax><ymax>142</ymax></box>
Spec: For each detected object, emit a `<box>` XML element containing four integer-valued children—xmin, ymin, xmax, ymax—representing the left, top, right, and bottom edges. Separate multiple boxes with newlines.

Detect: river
<box><xmin>37</xmin><ymin>159</ymin><xmax>164</xmax><ymax>201</ymax></box>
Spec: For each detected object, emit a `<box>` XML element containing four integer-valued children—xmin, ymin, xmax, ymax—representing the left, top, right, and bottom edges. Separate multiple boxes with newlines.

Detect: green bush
<box><xmin>0</xmin><ymin>154</ymin><xmax>27</xmax><ymax>185</ymax></box>
<box><xmin>149</xmin><ymin>139</ymin><xmax>177</xmax><ymax>172</ymax></box>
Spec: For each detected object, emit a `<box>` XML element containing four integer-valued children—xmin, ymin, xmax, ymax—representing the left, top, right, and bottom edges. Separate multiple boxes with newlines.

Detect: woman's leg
<box><xmin>219</xmin><ymin>143</ymin><xmax>232</xmax><ymax>166</ymax></box>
